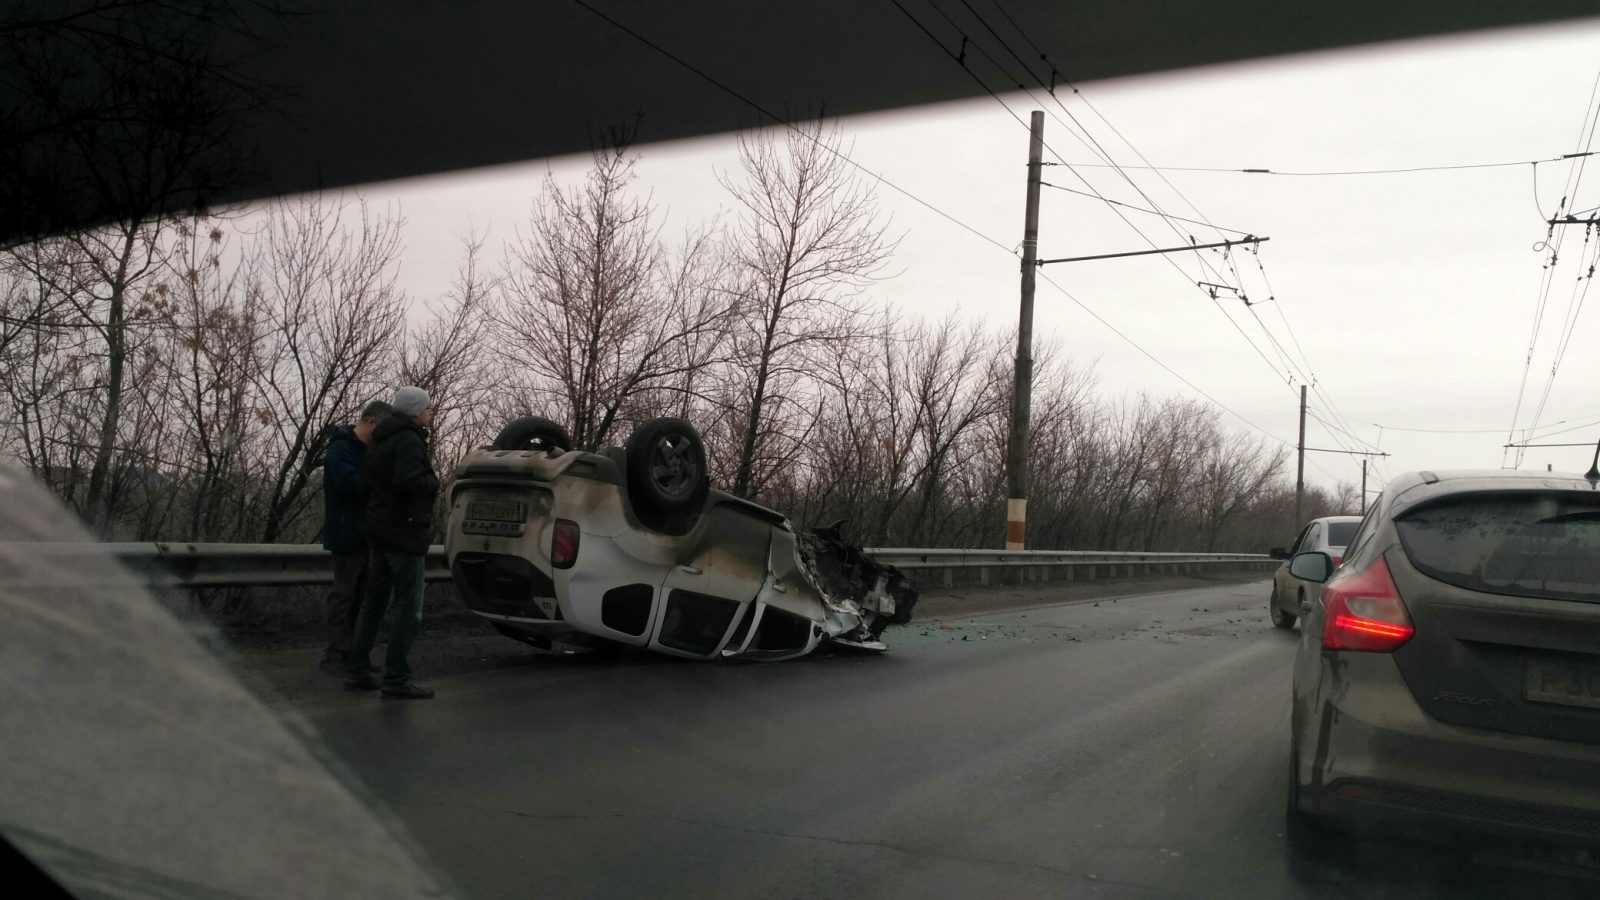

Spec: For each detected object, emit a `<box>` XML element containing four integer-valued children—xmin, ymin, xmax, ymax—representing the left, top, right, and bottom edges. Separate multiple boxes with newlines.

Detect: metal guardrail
<box><xmin>867</xmin><ymin>547</ymin><xmax>1267</xmax><ymax>567</ymax></box>
<box><xmin>865</xmin><ymin>547</ymin><xmax>1275</xmax><ymax>588</ymax></box>
<box><xmin>6</xmin><ymin>542</ymin><xmax>1272</xmax><ymax>590</ymax></box>
<box><xmin>13</xmin><ymin>542</ymin><xmax>453</xmax><ymax>588</ymax></box>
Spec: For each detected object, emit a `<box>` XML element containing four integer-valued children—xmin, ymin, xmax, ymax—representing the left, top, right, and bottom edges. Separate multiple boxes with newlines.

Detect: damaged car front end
<box><xmin>444</xmin><ymin>416</ymin><xmax>918</xmax><ymax>661</ymax></box>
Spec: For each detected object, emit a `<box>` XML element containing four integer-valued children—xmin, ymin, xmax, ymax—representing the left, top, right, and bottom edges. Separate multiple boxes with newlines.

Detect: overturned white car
<box><xmin>444</xmin><ymin>416</ymin><xmax>918</xmax><ymax>661</ymax></box>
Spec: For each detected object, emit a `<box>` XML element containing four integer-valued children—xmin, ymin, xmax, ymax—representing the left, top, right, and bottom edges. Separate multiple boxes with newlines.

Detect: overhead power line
<box><xmin>1304</xmin><ymin>447</ymin><xmax>1389</xmax><ymax>457</ymax></box>
<box><xmin>574</xmin><ymin>0</ymin><xmax>1315</xmax><ymax>471</ymax></box>
<box><xmin>1365</xmin><ymin>412</ymin><xmax>1600</xmax><ymax>436</ymax></box>
<box><xmin>1036</xmin><ymin>236</ymin><xmax>1266</xmax><ymax>266</ymax></box>
<box><xmin>1037</xmin><ymin>182</ymin><xmax>1255</xmax><ymax>235</ymax></box>
<box><xmin>1507</xmin><ymin>68</ymin><xmax>1600</xmax><ymax>467</ymax></box>
<box><xmin>894</xmin><ymin>1</ymin><xmax>1297</xmax><ymax>388</ymax></box>
<box><xmin>993</xmin><ymin>0</ymin><xmax>1568</xmax><ymax>484</ymax></box>
<box><xmin>1040</xmin><ymin>152</ymin><xmax>1599</xmax><ymax>177</ymax></box>
<box><xmin>983</xmin><ymin>0</ymin><xmax>1380</xmax><ymax>481</ymax></box>
<box><xmin>900</xmin><ymin>0</ymin><xmax>1373</xmax><ymax>486</ymax></box>
<box><xmin>1034</xmin><ymin>271</ymin><xmax>1301</xmax><ymax>453</ymax></box>
<box><xmin>903</xmin><ymin>0</ymin><xmax>1241</xmax><ymax>293</ymax></box>
<box><xmin>567</xmin><ymin>0</ymin><xmax>1016</xmax><ymax>257</ymax></box>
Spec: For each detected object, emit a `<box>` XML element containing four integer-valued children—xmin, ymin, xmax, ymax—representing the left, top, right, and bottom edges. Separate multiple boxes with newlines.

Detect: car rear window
<box><xmin>1396</xmin><ymin>492</ymin><xmax>1600</xmax><ymax>603</ymax></box>
<box><xmin>1326</xmin><ymin>522</ymin><xmax>1358</xmax><ymax>546</ymax></box>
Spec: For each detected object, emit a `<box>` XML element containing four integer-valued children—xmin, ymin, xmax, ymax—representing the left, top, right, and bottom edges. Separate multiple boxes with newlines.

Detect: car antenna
<box><xmin>1586</xmin><ymin>431</ymin><xmax>1600</xmax><ymax>488</ymax></box>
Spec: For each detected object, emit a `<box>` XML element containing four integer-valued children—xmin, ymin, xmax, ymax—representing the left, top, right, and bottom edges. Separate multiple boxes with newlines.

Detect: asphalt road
<box><xmin>298</xmin><ymin>579</ymin><xmax>1596</xmax><ymax>899</ymax></box>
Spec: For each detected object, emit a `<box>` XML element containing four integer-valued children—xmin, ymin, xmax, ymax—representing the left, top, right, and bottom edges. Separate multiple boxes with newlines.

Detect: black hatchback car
<box><xmin>1287</xmin><ymin>470</ymin><xmax>1600</xmax><ymax>853</ymax></box>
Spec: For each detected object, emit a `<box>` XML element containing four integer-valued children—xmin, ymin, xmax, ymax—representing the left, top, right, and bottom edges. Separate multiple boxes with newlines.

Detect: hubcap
<box><xmin>649</xmin><ymin>435</ymin><xmax>698</xmax><ymax>496</ymax></box>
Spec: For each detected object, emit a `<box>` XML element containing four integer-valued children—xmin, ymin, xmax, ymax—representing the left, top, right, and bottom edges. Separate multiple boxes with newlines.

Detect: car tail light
<box><xmin>551</xmin><ymin>518</ymin><xmax>580</xmax><ymax>569</ymax></box>
<box><xmin>1330</xmin><ymin>555</ymin><xmax>1343</xmax><ymax>568</ymax></box>
<box><xmin>1322</xmin><ymin>556</ymin><xmax>1413</xmax><ymax>652</ymax></box>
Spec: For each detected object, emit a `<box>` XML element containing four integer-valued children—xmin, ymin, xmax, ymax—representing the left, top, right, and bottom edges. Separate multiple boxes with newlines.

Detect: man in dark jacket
<box><xmin>346</xmin><ymin>386</ymin><xmax>440</xmax><ymax>699</ymax></box>
<box><xmin>318</xmin><ymin>399</ymin><xmax>392</xmax><ymax>674</ymax></box>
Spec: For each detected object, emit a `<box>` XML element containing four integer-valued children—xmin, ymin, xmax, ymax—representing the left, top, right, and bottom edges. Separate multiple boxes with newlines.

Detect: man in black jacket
<box><xmin>346</xmin><ymin>386</ymin><xmax>440</xmax><ymax>699</ymax></box>
<box><xmin>318</xmin><ymin>399</ymin><xmax>392</xmax><ymax>675</ymax></box>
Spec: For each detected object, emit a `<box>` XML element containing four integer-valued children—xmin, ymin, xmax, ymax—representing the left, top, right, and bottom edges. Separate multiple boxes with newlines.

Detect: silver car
<box><xmin>1269</xmin><ymin>515</ymin><xmax>1362</xmax><ymax>630</ymax></box>
<box><xmin>444</xmin><ymin>415</ymin><xmax>916</xmax><ymax>661</ymax></box>
<box><xmin>1287</xmin><ymin>470</ymin><xmax>1600</xmax><ymax>855</ymax></box>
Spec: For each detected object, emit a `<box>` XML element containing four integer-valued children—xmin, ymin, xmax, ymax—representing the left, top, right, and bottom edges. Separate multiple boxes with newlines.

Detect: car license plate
<box><xmin>466</xmin><ymin>499</ymin><xmax>527</xmax><ymax>523</ymax></box>
<box><xmin>1523</xmin><ymin>655</ymin><xmax>1600</xmax><ymax>710</ymax></box>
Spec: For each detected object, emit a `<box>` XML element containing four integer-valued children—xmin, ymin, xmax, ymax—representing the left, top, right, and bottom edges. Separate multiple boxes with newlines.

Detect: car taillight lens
<box><xmin>1330</xmin><ymin>555</ymin><xmax>1343</xmax><ymax>568</ymax></box>
<box><xmin>1321</xmin><ymin>555</ymin><xmax>1413</xmax><ymax>652</ymax></box>
<box><xmin>551</xmin><ymin>518</ymin><xmax>580</xmax><ymax>569</ymax></box>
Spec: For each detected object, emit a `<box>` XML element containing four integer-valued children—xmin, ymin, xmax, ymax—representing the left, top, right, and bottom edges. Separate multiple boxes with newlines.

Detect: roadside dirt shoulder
<box><xmin>915</xmin><ymin>570</ymin><xmax>1269</xmax><ymax>620</ymax></box>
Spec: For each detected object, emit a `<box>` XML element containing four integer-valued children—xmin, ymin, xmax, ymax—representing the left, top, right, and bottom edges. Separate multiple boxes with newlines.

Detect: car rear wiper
<box><xmin>1534</xmin><ymin>510</ymin><xmax>1600</xmax><ymax>524</ymax></box>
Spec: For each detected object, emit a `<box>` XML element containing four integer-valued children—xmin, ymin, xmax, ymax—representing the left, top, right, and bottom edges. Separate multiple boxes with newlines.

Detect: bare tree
<box><xmin>719</xmin><ymin>118</ymin><xmax>896</xmax><ymax>499</ymax></box>
<box><xmin>1331</xmin><ymin>481</ymin><xmax>1361</xmax><ymax>516</ymax></box>
<box><xmin>0</xmin><ymin>220</ymin><xmax>176</xmax><ymax>529</ymax></box>
<box><xmin>0</xmin><ymin>0</ymin><xmax>289</xmax><ymax>533</ymax></box>
<box><xmin>1196</xmin><ymin>429</ymin><xmax>1289</xmax><ymax>551</ymax></box>
<box><xmin>0</xmin><ymin>251</ymin><xmax>99</xmax><ymax>501</ymax></box>
<box><xmin>494</xmin><ymin>138</ymin><xmax>736</xmax><ymax>449</ymax></box>
<box><xmin>249</xmin><ymin>196</ymin><xmax>406</xmax><ymax>542</ymax></box>
<box><xmin>147</xmin><ymin>213</ymin><xmax>265</xmax><ymax>539</ymax></box>
<box><xmin>792</xmin><ymin>312</ymin><xmax>906</xmax><ymax>541</ymax></box>
<box><xmin>401</xmin><ymin>233</ymin><xmax>501</xmax><ymax>487</ymax></box>
<box><xmin>901</xmin><ymin>317</ymin><xmax>1006</xmax><ymax>543</ymax></box>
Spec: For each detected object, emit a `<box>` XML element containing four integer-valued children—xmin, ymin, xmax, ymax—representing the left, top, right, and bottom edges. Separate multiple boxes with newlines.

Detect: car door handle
<box><xmin>678</xmin><ymin>565</ymin><xmax>702</xmax><ymax>575</ymax></box>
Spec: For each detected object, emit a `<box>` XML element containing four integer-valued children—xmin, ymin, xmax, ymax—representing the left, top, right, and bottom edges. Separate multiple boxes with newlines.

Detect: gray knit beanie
<box><xmin>391</xmin><ymin>386</ymin><xmax>431</xmax><ymax>418</ymax></box>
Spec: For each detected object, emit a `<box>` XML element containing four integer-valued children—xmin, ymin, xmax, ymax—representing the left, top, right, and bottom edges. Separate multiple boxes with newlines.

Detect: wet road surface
<box><xmin>300</xmin><ymin>579</ymin><xmax>1597</xmax><ymax>899</ymax></box>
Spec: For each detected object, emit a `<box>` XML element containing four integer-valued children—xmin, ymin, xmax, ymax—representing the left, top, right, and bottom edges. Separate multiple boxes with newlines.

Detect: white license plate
<box><xmin>467</xmin><ymin>499</ymin><xmax>527</xmax><ymax>523</ymax></box>
<box><xmin>1523</xmin><ymin>656</ymin><xmax>1600</xmax><ymax>710</ymax></box>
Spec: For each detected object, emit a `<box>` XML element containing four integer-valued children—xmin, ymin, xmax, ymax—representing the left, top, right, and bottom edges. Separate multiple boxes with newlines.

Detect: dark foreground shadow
<box><xmin>1287</xmin><ymin>831</ymin><xmax>1600</xmax><ymax>899</ymax></box>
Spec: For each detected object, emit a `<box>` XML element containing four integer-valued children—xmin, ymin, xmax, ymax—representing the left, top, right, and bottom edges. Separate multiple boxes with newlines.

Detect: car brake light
<box><xmin>1330</xmin><ymin>555</ymin><xmax>1342</xmax><ymax>568</ymax></box>
<box><xmin>551</xmin><ymin>518</ymin><xmax>580</xmax><ymax>569</ymax></box>
<box><xmin>1321</xmin><ymin>555</ymin><xmax>1413</xmax><ymax>652</ymax></box>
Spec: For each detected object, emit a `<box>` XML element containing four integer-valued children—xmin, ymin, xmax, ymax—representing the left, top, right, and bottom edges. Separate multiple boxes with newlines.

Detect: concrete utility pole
<box><xmin>1005</xmin><ymin>110</ymin><xmax>1044</xmax><ymax>550</ymax></box>
<box><xmin>1360</xmin><ymin>458</ymin><xmax>1368</xmax><ymax>515</ymax></box>
<box><xmin>1295</xmin><ymin>385</ymin><xmax>1307</xmax><ymax>528</ymax></box>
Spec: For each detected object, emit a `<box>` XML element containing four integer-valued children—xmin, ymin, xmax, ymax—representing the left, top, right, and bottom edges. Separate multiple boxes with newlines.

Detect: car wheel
<box><xmin>1270</xmin><ymin>587</ymin><xmax>1297</xmax><ymax>629</ymax></box>
<box><xmin>491</xmin><ymin>623</ymin><xmax>553</xmax><ymax>650</ymax></box>
<box><xmin>624</xmin><ymin>417</ymin><xmax>709</xmax><ymax>514</ymax></box>
<box><xmin>1286</xmin><ymin>738</ymin><xmax>1349</xmax><ymax>859</ymax></box>
<box><xmin>491</xmin><ymin>416</ymin><xmax>573</xmax><ymax>453</ymax></box>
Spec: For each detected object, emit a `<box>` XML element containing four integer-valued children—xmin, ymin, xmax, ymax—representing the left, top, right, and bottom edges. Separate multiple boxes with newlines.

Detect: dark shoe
<box><xmin>340</xmin><ymin>656</ymin><xmax>380</xmax><ymax>675</ymax></box>
<box><xmin>344</xmin><ymin>674</ymin><xmax>380</xmax><ymax>691</ymax></box>
<box><xmin>381</xmin><ymin>683</ymin><xmax>435</xmax><ymax>700</ymax></box>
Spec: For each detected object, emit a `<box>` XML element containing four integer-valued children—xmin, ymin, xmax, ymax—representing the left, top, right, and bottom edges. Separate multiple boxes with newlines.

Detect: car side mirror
<box><xmin>1289</xmin><ymin>551</ymin><xmax>1334</xmax><ymax>583</ymax></box>
<box><xmin>1269</xmin><ymin>546</ymin><xmax>1289</xmax><ymax>560</ymax></box>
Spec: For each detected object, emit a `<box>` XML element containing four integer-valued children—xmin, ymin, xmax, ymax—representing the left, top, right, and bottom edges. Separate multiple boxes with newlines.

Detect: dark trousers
<box><xmin>346</xmin><ymin>545</ymin><xmax>426</xmax><ymax>689</ymax></box>
<box><xmin>323</xmin><ymin>550</ymin><xmax>368</xmax><ymax>661</ymax></box>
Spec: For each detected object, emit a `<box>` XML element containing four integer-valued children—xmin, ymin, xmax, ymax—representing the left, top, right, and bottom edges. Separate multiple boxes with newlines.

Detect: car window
<box><xmin>1395</xmin><ymin>492</ymin><xmax>1600</xmax><ymax>603</ymax></box>
<box><xmin>1326</xmin><ymin>521</ymin><xmax>1358</xmax><ymax>546</ymax></box>
<box><xmin>1289</xmin><ymin>524</ymin><xmax>1313</xmax><ymax>555</ymax></box>
<box><xmin>1342</xmin><ymin>503</ymin><xmax>1383</xmax><ymax>564</ymax></box>
<box><xmin>1305</xmin><ymin>523</ymin><xmax>1322</xmax><ymax>550</ymax></box>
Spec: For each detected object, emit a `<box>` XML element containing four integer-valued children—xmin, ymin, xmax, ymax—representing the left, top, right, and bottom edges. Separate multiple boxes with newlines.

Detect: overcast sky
<box><xmin>303</xmin><ymin>18</ymin><xmax>1600</xmax><ymax>496</ymax></box>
